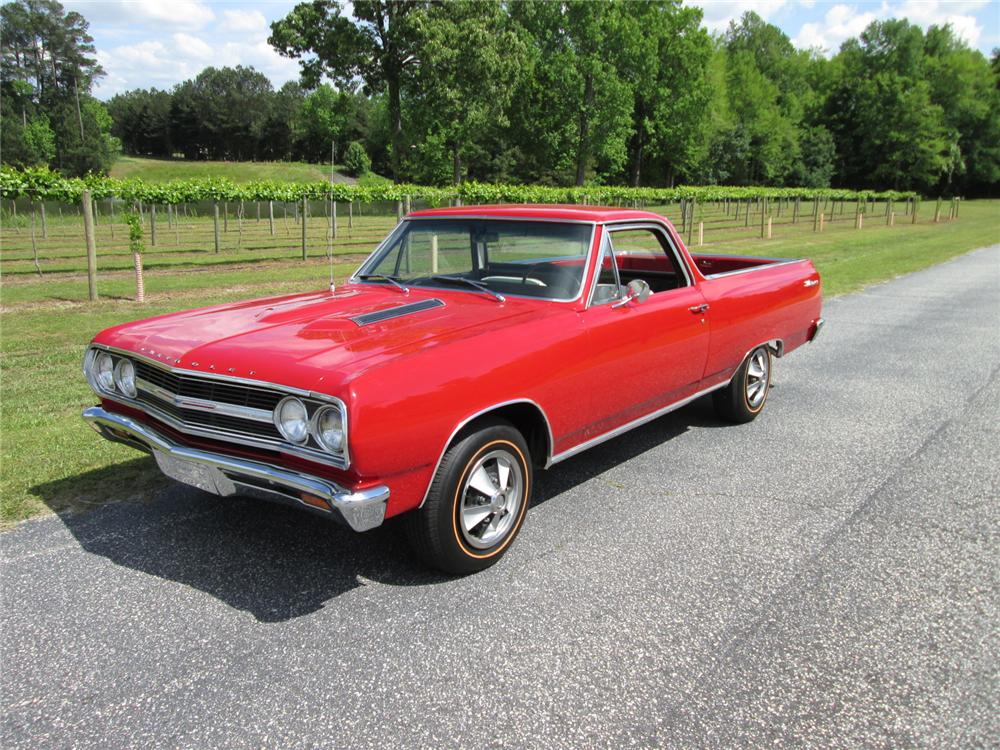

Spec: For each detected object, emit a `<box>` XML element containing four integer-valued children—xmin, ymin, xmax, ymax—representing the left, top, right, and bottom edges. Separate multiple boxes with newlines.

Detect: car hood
<box><xmin>94</xmin><ymin>284</ymin><xmax>543</xmax><ymax>393</ymax></box>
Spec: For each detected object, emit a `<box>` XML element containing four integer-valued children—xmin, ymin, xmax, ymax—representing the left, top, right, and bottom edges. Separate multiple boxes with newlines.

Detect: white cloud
<box><xmin>221</xmin><ymin>9</ymin><xmax>268</xmax><ymax>32</ymax></box>
<box><xmin>793</xmin><ymin>3</ymin><xmax>883</xmax><ymax>51</ymax></box>
<box><xmin>66</xmin><ymin>0</ymin><xmax>216</xmax><ymax>30</ymax></box>
<box><xmin>172</xmin><ymin>33</ymin><xmax>213</xmax><ymax>61</ymax></box>
<box><xmin>791</xmin><ymin>0</ymin><xmax>989</xmax><ymax>55</ymax></box>
<box><xmin>699</xmin><ymin>0</ymin><xmax>792</xmax><ymax>33</ymax></box>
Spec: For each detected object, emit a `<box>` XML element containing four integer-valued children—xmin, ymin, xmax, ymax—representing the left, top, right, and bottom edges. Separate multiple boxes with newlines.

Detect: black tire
<box><xmin>405</xmin><ymin>418</ymin><xmax>532</xmax><ymax>575</ymax></box>
<box><xmin>713</xmin><ymin>345</ymin><xmax>772</xmax><ymax>424</ymax></box>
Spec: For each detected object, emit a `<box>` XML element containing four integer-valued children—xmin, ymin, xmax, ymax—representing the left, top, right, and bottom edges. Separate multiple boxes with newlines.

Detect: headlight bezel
<box><xmin>94</xmin><ymin>351</ymin><xmax>116</xmax><ymax>393</ymax></box>
<box><xmin>273</xmin><ymin>395</ymin><xmax>311</xmax><ymax>445</ymax></box>
<box><xmin>113</xmin><ymin>358</ymin><xmax>137</xmax><ymax>398</ymax></box>
<box><xmin>311</xmin><ymin>404</ymin><xmax>346</xmax><ymax>454</ymax></box>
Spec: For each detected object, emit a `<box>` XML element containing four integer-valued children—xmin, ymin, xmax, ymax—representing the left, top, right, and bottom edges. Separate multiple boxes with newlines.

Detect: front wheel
<box><xmin>713</xmin><ymin>345</ymin><xmax>772</xmax><ymax>423</ymax></box>
<box><xmin>405</xmin><ymin>419</ymin><xmax>532</xmax><ymax>575</ymax></box>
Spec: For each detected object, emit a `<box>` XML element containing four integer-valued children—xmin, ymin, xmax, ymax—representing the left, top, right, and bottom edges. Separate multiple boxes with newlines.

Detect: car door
<box><xmin>579</xmin><ymin>223</ymin><xmax>711</xmax><ymax>440</ymax></box>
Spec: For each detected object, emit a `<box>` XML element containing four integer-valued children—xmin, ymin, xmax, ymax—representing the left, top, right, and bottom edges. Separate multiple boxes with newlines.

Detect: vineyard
<box><xmin>1</xmin><ymin>165</ymin><xmax>956</xmax><ymax>306</ymax></box>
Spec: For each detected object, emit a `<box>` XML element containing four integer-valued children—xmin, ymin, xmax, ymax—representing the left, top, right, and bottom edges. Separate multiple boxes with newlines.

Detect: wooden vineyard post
<box><xmin>889</xmin><ymin>212</ymin><xmax>895</xmax><ymax>226</ymax></box>
<box><xmin>819</xmin><ymin>212</ymin><xmax>825</xmax><ymax>232</ymax></box>
<box><xmin>792</xmin><ymin>198</ymin><xmax>799</xmax><ymax>224</ymax></box>
<box><xmin>301</xmin><ymin>197</ymin><xmax>308</xmax><ymax>259</ymax></box>
<box><xmin>766</xmin><ymin>216</ymin><xmax>772</xmax><ymax>239</ymax></box>
<box><xmin>348</xmin><ymin>201</ymin><xmax>353</xmax><ymax>230</ymax></box>
<box><xmin>687</xmin><ymin>198</ymin><xmax>695</xmax><ymax>246</ymax></box>
<box><xmin>954</xmin><ymin>197</ymin><xmax>960</xmax><ymax>218</ymax></box>
<box><xmin>405</xmin><ymin>195</ymin><xmax>411</xmax><ymax>215</ymax></box>
<box><xmin>268</xmin><ymin>200</ymin><xmax>274</xmax><ymax>236</ymax></box>
<box><xmin>213</xmin><ymin>202</ymin><xmax>221</xmax><ymax>253</ymax></box>
<box><xmin>886</xmin><ymin>200</ymin><xmax>893</xmax><ymax>225</ymax></box>
<box><xmin>150</xmin><ymin>204</ymin><xmax>157</xmax><ymax>246</ymax></box>
<box><xmin>698</xmin><ymin>222</ymin><xmax>704</xmax><ymax>247</ymax></box>
<box><xmin>856</xmin><ymin>211</ymin><xmax>863</xmax><ymax>230</ymax></box>
<box><xmin>256</xmin><ymin>202</ymin><xmax>261</xmax><ymax>223</ymax></box>
<box><xmin>760</xmin><ymin>200</ymin><xmax>767</xmax><ymax>239</ymax></box>
<box><xmin>396</xmin><ymin>201</ymin><xmax>403</xmax><ymax>223</ymax></box>
<box><xmin>82</xmin><ymin>189</ymin><xmax>98</xmax><ymax>301</ymax></box>
<box><xmin>745</xmin><ymin>199</ymin><xmax>751</xmax><ymax>227</ymax></box>
<box><xmin>934</xmin><ymin>198</ymin><xmax>942</xmax><ymax>223</ymax></box>
<box><xmin>911</xmin><ymin>200</ymin><xmax>919</xmax><ymax>224</ymax></box>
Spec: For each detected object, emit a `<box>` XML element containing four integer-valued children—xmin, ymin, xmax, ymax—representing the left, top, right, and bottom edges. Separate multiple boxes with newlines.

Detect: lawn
<box><xmin>2</xmin><ymin>199</ymin><xmax>997</xmax><ymax>526</ymax></box>
<box><xmin>109</xmin><ymin>155</ymin><xmax>391</xmax><ymax>186</ymax></box>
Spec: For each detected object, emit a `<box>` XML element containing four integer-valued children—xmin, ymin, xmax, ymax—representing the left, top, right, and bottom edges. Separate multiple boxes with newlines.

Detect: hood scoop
<box><xmin>350</xmin><ymin>298</ymin><xmax>445</xmax><ymax>327</ymax></box>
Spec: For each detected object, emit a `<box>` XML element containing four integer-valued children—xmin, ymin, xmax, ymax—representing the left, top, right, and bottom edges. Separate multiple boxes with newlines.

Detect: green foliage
<box><xmin>343</xmin><ymin>141</ymin><xmax>371</xmax><ymax>176</ymax></box>
<box><xmin>0</xmin><ymin>0</ymin><xmax>116</xmax><ymax>175</ymax></box>
<box><xmin>123</xmin><ymin>211</ymin><xmax>144</xmax><ymax>254</ymax></box>
<box><xmin>0</xmin><ymin>165</ymin><xmax>919</xmax><ymax>206</ymax></box>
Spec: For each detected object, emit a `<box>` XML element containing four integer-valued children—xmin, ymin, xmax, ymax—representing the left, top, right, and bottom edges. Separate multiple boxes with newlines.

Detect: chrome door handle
<box><xmin>689</xmin><ymin>304</ymin><xmax>710</xmax><ymax>314</ymax></box>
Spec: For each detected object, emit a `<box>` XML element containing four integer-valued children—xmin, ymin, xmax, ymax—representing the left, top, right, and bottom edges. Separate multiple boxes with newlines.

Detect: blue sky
<box><xmin>66</xmin><ymin>0</ymin><xmax>1000</xmax><ymax>99</ymax></box>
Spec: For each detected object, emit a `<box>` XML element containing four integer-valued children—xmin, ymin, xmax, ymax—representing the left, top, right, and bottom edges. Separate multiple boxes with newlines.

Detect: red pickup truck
<box><xmin>83</xmin><ymin>205</ymin><xmax>823</xmax><ymax>573</ymax></box>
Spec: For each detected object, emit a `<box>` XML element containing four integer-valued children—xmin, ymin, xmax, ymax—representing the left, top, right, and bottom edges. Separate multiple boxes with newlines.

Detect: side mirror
<box><xmin>611</xmin><ymin>278</ymin><xmax>652</xmax><ymax>308</ymax></box>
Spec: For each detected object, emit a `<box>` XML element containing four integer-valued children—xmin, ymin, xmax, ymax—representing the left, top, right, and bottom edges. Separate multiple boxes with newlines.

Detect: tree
<box><xmin>405</xmin><ymin>0</ymin><xmax>526</xmax><ymax>185</ymax></box>
<box><xmin>825</xmin><ymin>20</ymin><xmax>951</xmax><ymax>191</ymax></box>
<box><xmin>509</xmin><ymin>0</ymin><xmax>635</xmax><ymax>185</ymax></box>
<box><xmin>623</xmin><ymin>2</ymin><xmax>712</xmax><ymax>186</ymax></box>
<box><xmin>270</xmin><ymin>0</ymin><xmax>427</xmax><ymax>181</ymax></box>
<box><xmin>1</xmin><ymin>0</ymin><xmax>115</xmax><ymax>174</ymax></box>
<box><xmin>343</xmin><ymin>141</ymin><xmax>371</xmax><ymax>176</ymax></box>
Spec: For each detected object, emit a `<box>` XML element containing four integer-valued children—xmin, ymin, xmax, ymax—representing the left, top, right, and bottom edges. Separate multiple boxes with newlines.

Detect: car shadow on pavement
<box><xmin>29</xmin><ymin>396</ymin><xmax>724</xmax><ymax>623</ymax></box>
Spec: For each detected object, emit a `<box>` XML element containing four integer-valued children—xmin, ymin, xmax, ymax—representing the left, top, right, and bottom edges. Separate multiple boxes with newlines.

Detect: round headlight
<box><xmin>114</xmin><ymin>358</ymin><xmax>137</xmax><ymax>398</ymax></box>
<box><xmin>274</xmin><ymin>396</ymin><xmax>309</xmax><ymax>444</ymax></box>
<box><xmin>312</xmin><ymin>406</ymin><xmax>345</xmax><ymax>453</ymax></box>
<box><xmin>95</xmin><ymin>352</ymin><xmax>115</xmax><ymax>392</ymax></box>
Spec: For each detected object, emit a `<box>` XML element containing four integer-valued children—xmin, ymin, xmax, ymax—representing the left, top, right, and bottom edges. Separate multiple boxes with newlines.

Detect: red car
<box><xmin>83</xmin><ymin>205</ymin><xmax>824</xmax><ymax>573</ymax></box>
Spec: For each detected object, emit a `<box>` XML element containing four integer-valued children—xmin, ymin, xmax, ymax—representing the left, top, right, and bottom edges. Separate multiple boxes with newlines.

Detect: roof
<box><xmin>407</xmin><ymin>204</ymin><xmax>669</xmax><ymax>223</ymax></box>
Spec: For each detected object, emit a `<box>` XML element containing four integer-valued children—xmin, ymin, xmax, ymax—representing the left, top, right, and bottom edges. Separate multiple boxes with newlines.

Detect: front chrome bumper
<box><xmin>82</xmin><ymin>406</ymin><xmax>388</xmax><ymax>532</ymax></box>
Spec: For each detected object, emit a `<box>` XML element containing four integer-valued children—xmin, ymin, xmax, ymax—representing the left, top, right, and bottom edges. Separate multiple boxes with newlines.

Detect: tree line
<box><xmin>3</xmin><ymin>0</ymin><xmax>999</xmax><ymax>196</ymax></box>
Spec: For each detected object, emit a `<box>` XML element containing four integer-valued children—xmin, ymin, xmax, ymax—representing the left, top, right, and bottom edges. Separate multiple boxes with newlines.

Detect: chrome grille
<box><xmin>134</xmin><ymin>361</ymin><xmax>280</xmax><ymax>411</ymax></box>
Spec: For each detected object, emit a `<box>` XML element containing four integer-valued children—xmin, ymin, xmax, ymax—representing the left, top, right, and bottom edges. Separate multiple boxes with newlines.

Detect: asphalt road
<box><xmin>3</xmin><ymin>246</ymin><xmax>998</xmax><ymax>749</ymax></box>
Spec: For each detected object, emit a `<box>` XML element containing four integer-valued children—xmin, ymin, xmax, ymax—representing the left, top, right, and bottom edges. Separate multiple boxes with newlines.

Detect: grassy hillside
<box><xmin>110</xmin><ymin>156</ymin><xmax>390</xmax><ymax>185</ymax></box>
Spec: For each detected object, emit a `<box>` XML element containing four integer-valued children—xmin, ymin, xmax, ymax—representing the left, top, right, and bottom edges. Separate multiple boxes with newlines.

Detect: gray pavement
<box><xmin>2</xmin><ymin>245</ymin><xmax>999</xmax><ymax>749</ymax></box>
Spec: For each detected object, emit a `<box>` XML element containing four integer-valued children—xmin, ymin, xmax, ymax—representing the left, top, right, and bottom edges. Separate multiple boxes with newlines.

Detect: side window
<box><xmin>608</xmin><ymin>227</ymin><xmax>688</xmax><ymax>294</ymax></box>
<box><xmin>590</xmin><ymin>234</ymin><xmax>622</xmax><ymax>305</ymax></box>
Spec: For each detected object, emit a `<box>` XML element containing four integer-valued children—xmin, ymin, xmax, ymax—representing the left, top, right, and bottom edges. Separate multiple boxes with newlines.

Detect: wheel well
<box><xmin>457</xmin><ymin>402</ymin><xmax>552</xmax><ymax>468</ymax></box>
<box><xmin>768</xmin><ymin>339</ymin><xmax>784</xmax><ymax>357</ymax></box>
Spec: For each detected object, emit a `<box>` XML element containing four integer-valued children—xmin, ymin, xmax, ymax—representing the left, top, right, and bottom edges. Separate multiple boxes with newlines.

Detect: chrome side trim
<box><xmin>418</xmin><ymin>398</ymin><xmax>555</xmax><ymax>508</ymax></box>
<box><xmin>83</xmin><ymin>406</ymin><xmax>387</xmax><ymax>532</ymax></box>
<box><xmin>702</xmin><ymin>259</ymin><xmax>806</xmax><ymax>280</ymax></box>
<box><xmin>135</xmin><ymin>377</ymin><xmax>274</xmax><ymax>423</ymax></box>
<box><xmin>350</xmin><ymin>298</ymin><xmax>444</xmax><ymax>326</ymax></box>
<box><xmin>547</xmin><ymin>382</ymin><xmax>728</xmax><ymax>465</ymax></box>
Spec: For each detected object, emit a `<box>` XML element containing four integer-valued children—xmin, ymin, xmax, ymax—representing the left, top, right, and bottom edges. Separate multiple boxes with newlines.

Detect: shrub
<box><xmin>344</xmin><ymin>141</ymin><xmax>371</xmax><ymax>177</ymax></box>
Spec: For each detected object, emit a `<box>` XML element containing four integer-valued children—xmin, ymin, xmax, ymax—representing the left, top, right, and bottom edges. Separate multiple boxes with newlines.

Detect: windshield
<box><xmin>357</xmin><ymin>219</ymin><xmax>594</xmax><ymax>301</ymax></box>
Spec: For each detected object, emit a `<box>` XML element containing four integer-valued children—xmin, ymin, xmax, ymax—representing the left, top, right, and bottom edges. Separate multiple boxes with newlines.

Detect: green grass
<box><xmin>2</xmin><ymin>199</ymin><xmax>997</xmax><ymax>526</ymax></box>
<box><xmin>109</xmin><ymin>155</ymin><xmax>363</xmax><ymax>183</ymax></box>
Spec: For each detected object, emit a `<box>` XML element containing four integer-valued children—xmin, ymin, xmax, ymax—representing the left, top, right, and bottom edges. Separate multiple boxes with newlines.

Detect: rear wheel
<box><xmin>405</xmin><ymin>419</ymin><xmax>532</xmax><ymax>575</ymax></box>
<box><xmin>713</xmin><ymin>345</ymin><xmax>772</xmax><ymax>423</ymax></box>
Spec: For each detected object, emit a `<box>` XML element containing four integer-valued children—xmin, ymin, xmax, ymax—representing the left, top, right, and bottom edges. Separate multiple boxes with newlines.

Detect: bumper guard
<box><xmin>82</xmin><ymin>406</ymin><xmax>388</xmax><ymax>532</ymax></box>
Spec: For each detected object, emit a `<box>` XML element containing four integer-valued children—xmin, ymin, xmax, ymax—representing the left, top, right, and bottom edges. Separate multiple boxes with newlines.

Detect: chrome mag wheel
<box><xmin>746</xmin><ymin>348</ymin><xmax>770</xmax><ymax>409</ymax></box>
<box><xmin>458</xmin><ymin>449</ymin><xmax>524</xmax><ymax>550</ymax></box>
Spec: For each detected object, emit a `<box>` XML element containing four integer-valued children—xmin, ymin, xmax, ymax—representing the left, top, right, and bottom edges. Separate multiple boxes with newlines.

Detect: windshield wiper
<box><xmin>356</xmin><ymin>273</ymin><xmax>409</xmax><ymax>294</ymax></box>
<box><xmin>429</xmin><ymin>275</ymin><xmax>505</xmax><ymax>303</ymax></box>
